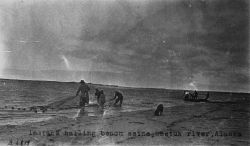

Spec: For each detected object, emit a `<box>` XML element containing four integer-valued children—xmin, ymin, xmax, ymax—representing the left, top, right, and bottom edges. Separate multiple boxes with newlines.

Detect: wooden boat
<box><xmin>184</xmin><ymin>98</ymin><xmax>208</xmax><ymax>102</ymax></box>
<box><xmin>183</xmin><ymin>92</ymin><xmax>210</xmax><ymax>102</ymax></box>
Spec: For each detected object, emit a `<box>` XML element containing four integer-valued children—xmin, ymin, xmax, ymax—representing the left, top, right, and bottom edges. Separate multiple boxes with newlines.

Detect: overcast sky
<box><xmin>0</xmin><ymin>0</ymin><xmax>249</xmax><ymax>92</ymax></box>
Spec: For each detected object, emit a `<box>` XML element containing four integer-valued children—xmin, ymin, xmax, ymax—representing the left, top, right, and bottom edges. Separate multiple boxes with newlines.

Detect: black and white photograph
<box><xmin>0</xmin><ymin>0</ymin><xmax>249</xmax><ymax>145</ymax></box>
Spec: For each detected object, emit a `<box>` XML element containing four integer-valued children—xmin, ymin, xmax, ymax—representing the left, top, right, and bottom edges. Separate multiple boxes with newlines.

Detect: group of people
<box><xmin>184</xmin><ymin>90</ymin><xmax>198</xmax><ymax>100</ymax></box>
<box><xmin>184</xmin><ymin>90</ymin><xmax>210</xmax><ymax>100</ymax></box>
<box><xmin>75</xmin><ymin>80</ymin><xmax>123</xmax><ymax>109</ymax></box>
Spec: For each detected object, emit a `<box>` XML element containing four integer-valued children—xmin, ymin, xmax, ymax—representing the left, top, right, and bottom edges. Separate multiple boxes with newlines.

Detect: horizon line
<box><xmin>0</xmin><ymin>77</ymin><xmax>249</xmax><ymax>94</ymax></box>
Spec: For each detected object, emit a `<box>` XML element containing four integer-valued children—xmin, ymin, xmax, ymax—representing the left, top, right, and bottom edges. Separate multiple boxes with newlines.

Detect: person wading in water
<box><xmin>76</xmin><ymin>80</ymin><xmax>90</xmax><ymax>110</ymax></box>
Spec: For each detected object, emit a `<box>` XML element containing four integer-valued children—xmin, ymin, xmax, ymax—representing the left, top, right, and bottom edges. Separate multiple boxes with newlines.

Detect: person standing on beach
<box><xmin>194</xmin><ymin>90</ymin><xmax>198</xmax><ymax>100</ymax></box>
<box><xmin>111</xmin><ymin>91</ymin><xmax>123</xmax><ymax>107</ymax></box>
<box><xmin>76</xmin><ymin>80</ymin><xmax>90</xmax><ymax>108</ymax></box>
<box><xmin>205</xmin><ymin>92</ymin><xmax>210</xmax><ymax>100</ymax></box>
<box><xmin>99</xmin><ymin>90</ymin><xmax>106</xmax><ymax>109</ymax></box>
<box><xmin>95</xmin><ymin>88</ymin><xmax>101</xmax><ymax>105</ymax></box>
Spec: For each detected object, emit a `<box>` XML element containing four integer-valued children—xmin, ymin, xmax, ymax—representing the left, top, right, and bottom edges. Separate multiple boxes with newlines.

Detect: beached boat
<box><xmin>183</xmin><ymin>92</ymin><xmax>210</xmax><ymax>102</ymax></box>
<box><xmin>184</xmin><ymin>98</ymin><xmax>208</xmax><ymax>102</ymax></box>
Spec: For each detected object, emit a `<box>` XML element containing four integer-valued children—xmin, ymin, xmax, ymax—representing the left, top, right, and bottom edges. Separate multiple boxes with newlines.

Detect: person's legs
<box><xmin>192</xmin><ymin>94</ymin><xmax>194</xmax><ymax>100</ymax></box>
<box><xmin>80</xmin><ymin>96</ymin><xmax>87</xmax><ymax>107</ymax></box>
<box><xmin>119</xmin><ymin>97</ymin><xmax>123</xmax><ymax>106</ymax></box>
<box><xmin>79</xmin><ymin>97</ymin><xmax>83</xmax><ymax>107</ymax></box>
<box><xmin>83</xmin><ymin>100</ymin><xmax>86</xmax><ymax>109</ymax></box>
<box><xmin>99</xmin><ymin>98</ymin><xmax>105</xmax><ymax>109</ymax></box>
<box><xmin>100</xmin><ymin>101</ymin><xmax>104</xmax><ymax>109</ymax></box>
<box><xmin>86</xmin><ymin>93</ymin><xmax>89</xmax><ymax>105</ymax></box>
<box><xmin>184</xmin><ymin>94</ymin><xmax>188</xmax><ymax>100</ymax></box>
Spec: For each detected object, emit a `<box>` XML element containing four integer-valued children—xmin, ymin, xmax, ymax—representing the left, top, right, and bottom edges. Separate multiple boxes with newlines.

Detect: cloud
<box><xmin>0</xmin><ymin>0</ymin><xmax>249</xmax><ymax>92</ymax></box>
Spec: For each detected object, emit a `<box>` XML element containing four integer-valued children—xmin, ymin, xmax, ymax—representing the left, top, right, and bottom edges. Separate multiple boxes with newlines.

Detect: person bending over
<box><xmin>111</xmin><ymin>91</ymin><xmax>123</xmax><ymax>107</ymax></box>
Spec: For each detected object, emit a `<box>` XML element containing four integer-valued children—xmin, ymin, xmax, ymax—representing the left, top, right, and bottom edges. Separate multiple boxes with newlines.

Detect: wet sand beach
<box><xmin>0</xmin><ymin>79</ymin><xmax>249</xmax><ymax>146</ymax></box>
<box><xmin>0</xmin><ymin>100</ymin><xmax>249</xmax><ymax>146</ymax></box>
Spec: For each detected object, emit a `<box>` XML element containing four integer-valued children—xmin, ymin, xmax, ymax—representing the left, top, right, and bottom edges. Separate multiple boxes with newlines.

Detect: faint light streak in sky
<box><xmin>61</xmin><ymin>55</ymin><xmax>71</xmax><ymax>70</ymax></box>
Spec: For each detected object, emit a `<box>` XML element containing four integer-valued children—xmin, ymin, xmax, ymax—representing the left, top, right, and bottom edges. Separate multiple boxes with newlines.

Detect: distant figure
<box><xmin>76</xmin><ymin>80</ymin><xmax>90</xmax><ymax>108</ymax></box>
<box><xmin>194</xmin><ymin>90</ymin><xmax>198</xmax><ymax>100</ymax></box>
<box><xmin>111</xmin><ymin>91</ymin><xmax>123</xmax><ymax>107</ymax></box>
<box><xmin>42</xmin><ymin>108</ymin><xmax>47</xmax><ymax>113</ymax></box>
<box><xmin>30</xmin><ymin>107</ymin><xmax>34</xmax><ymax>111</ymax></box>
<box><xmin>24</xmin><ymin>140</ymin><xmax>30</xmax><ymax>145</ymax></box>
<box><xmin>40</xmin><ymin>106</ymin><xmax>47</xmax><ymax>113</ymax></box>
<box><xmin>205</xmin><ymin>92</ymin><xmax>210</xmax><ymax>100</ymax></box>
<box><xmin>154</xmin><ymin>104</ymin><xmax>163</xmax><ymax>116</ymax></box>
<box><xmin>99</xmin><ymin>90</ymin><xmax>106</xmax><ymax>109</ymax></box>
<box><xmin>95</xmin><ymin>89</ymin><xmax>101</xmax><ymax>105</ymax></box>
<box><xmin>184</xmin><ymin>91</ymin><xmax>190</xmax><ymax>100</ymax></box>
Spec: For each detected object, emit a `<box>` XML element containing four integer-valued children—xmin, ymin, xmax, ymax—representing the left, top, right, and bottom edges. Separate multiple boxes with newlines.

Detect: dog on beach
<box><xmin>154</xmin><ymin>104</ymin><xmax>163</xmax><ymax>116</ymax></box>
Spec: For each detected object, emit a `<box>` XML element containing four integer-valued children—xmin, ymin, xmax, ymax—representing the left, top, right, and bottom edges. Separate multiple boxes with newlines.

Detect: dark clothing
<box><xmin>86</xmin><ymin>92</ymin><xmax>89</xmax><ymax>104</ymax></box>
<box><xmin>76</xmin><ymin>83</ymin><xmax>90</xmax><ymax>107</ymax></box>
<box><xmin>79</xmin><ymin>97</ymin><xmax>87</xmax><ymax>107</ymax></box>
<box><xmin>99</xmin><ymin>93</ymin><xmax>106</xmax><ymax>108</ymax></box>
<box><xmin>95</xmin><ymin>90</ymin><xmax>101</xmax><ymax>104</ymax></box>
<box><xmin>114</xmin><ymin>97</ymin><xmax>123</xmax><ymax>106</ymax></box>
<box><xmin>112</xmin><ymin>91</ymin><xmax>123</xmax><ymax>106</ymax></box>
<box><xmin>194</xmin><ymin>91</ymin><xmax>198</xmax><ymax>100</ymax></box>
<box><xmin>154</xmin><ymin>104</ymin><xmax>163</xmax><ymax>116</ymax></box>
<box><xmin>76</xmin><ymin>84</ymin><xmax>90</xmax><ymax>96</ymax></box>
<box><xmin>184</xmin><ymin>94</ymin><xmax>189</xmax><ymax>100</ymax></box>
<box><xmin>205</xmin><ymin>92</ymin><xmax>209</xmax><ymax>100</ymax></box>
<box><xmin>184</xmin><ymin>91</ymin><xmax>189</xmax><ymax>100</ymax></box>
<box><xmin>95</xmin><ymin>90</ymin><xmax>101</xmax><ymax>98</ymax></box>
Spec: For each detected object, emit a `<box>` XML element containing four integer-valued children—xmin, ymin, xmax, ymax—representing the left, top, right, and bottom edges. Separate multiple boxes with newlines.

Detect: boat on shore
<box><xmin>184</xmin><ymin>98</ymin><xmax>209</xmax><ymax>102</ymax></box>
<box><xmin>183</xmin><ymin>91</ymin><xmax>210</xmax><ymax>102</ymax></box>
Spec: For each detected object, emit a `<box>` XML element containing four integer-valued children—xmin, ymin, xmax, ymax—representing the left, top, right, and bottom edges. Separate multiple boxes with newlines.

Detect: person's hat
<box><xmin>80</xmin><ymin>80</ymin><xmax>85</xmax><ymax>83</ymax></box>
